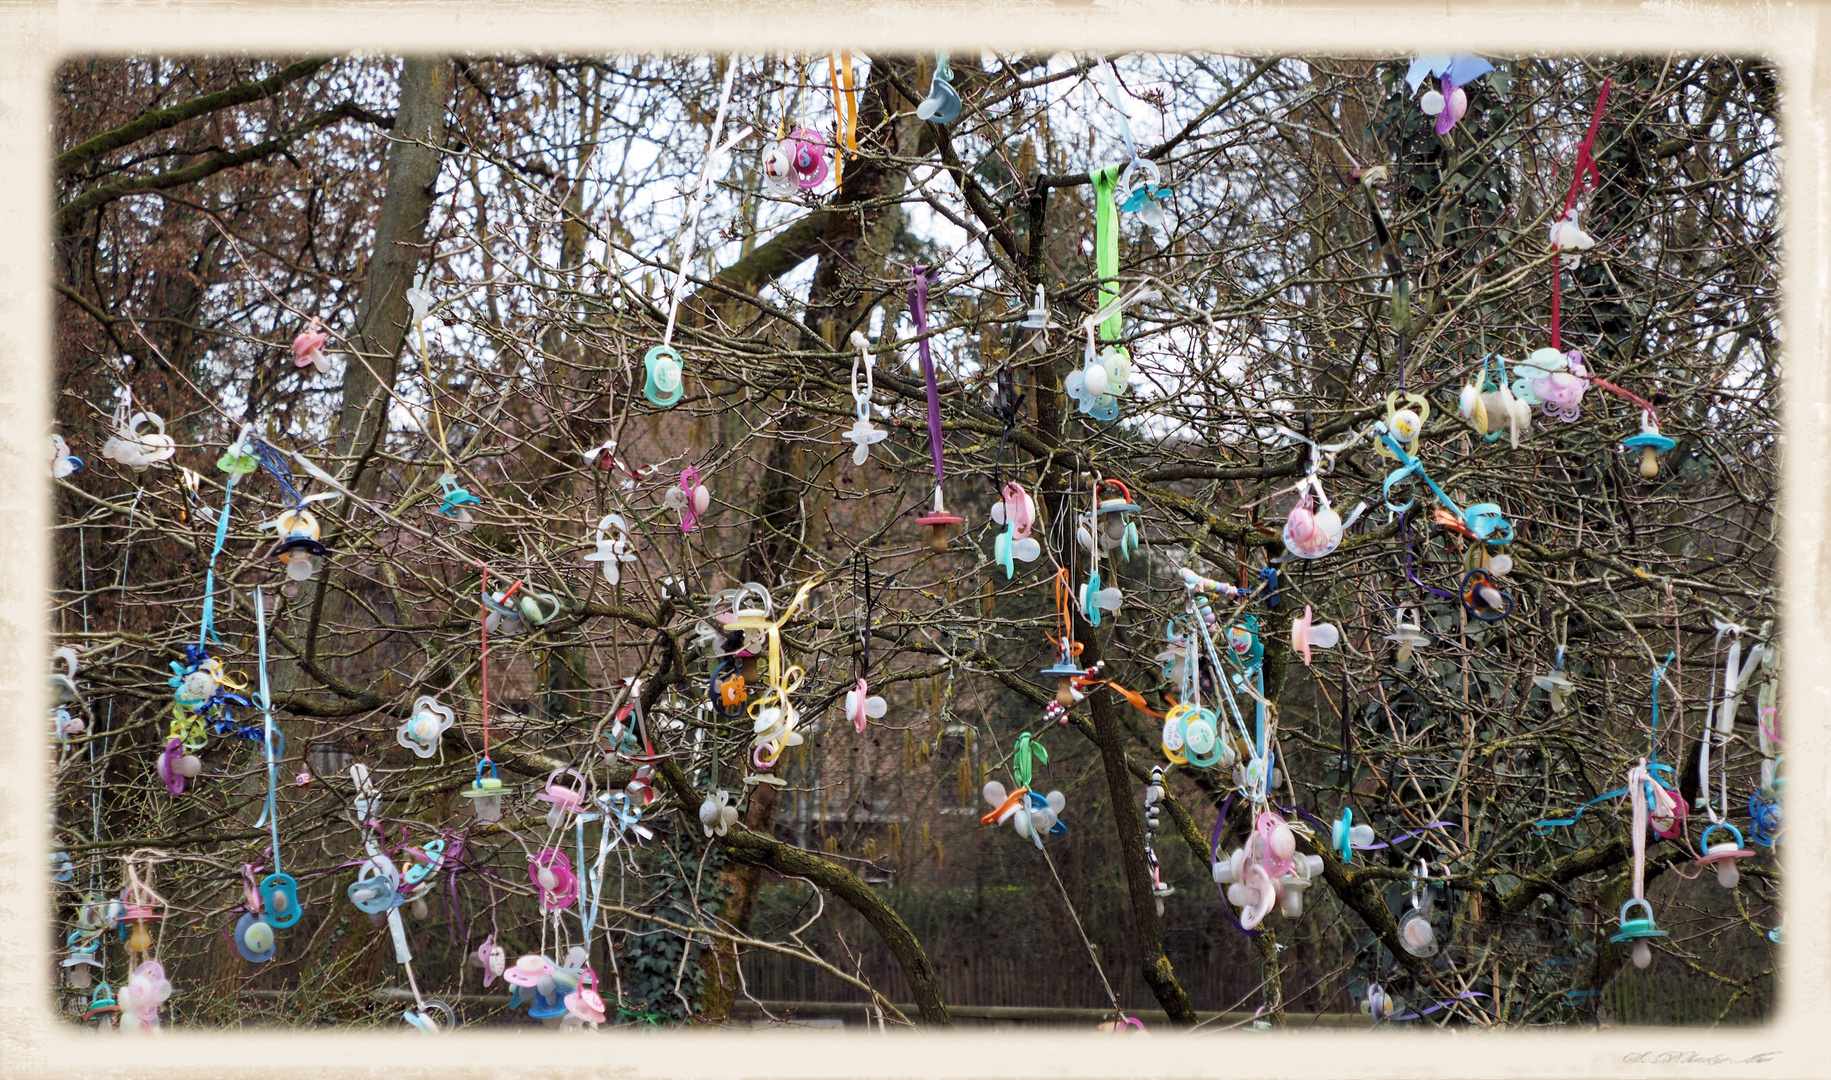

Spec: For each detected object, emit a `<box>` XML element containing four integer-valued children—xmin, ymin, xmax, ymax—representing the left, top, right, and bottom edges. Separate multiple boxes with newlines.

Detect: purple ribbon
<box><xmin>1397</xmin><ymin>510</ymin><xmax>1459</xmax><ymax>601</ymax></box>
<box><xmin>1396</xmin><ymin>990</ymin><xmax>1489</xmax><ymax>1022</ymax></box>
<box><xmin>1208</xmin><ymin>794</ymin><xmax>1263</xmax><ymax>937</ymax></box>
<box><xmin>909</xmin><ymin>266</ymin><xmax>944</xmax><ymax>485</ymax></box>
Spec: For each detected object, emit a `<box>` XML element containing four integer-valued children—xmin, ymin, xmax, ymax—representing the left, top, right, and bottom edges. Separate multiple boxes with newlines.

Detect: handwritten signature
<box><xmin>1621</xmin><ymin>1052</ymin><xmax>1781</xmax><ymax>1066</ymax></box>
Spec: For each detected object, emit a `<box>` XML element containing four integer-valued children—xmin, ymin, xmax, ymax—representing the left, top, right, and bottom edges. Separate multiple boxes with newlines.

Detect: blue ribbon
<box><xmin>197</xmin><ymin>472</ymin><xmax>239</xmax><ymax>645</ymax></box>
<box><xmin>1377</xmin><ymin>429</ymin><xmax>1513</xmax><ymax>545</ymax></box>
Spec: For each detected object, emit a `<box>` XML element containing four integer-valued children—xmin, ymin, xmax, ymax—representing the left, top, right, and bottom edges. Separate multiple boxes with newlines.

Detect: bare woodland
<box><xmin>49</xmin><ymin>52</ymin><xmax>1779</xmax><ymax>1030</ymax></box>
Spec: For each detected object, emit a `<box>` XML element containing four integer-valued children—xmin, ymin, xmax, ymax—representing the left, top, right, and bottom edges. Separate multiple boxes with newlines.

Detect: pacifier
<box><xmin>476</xmin><ymin>935</ymin><xmax>508</xmax><ymax>987</ymax></box>
<box><xmin>396</xmin><ymin>695</ymin><xmax>455</xmax><ymax>758</ymax></box>
<box><xmin>1532</xmin><ymin>650</ymin><xmax>1576</xmax><ymax>715</ymax></box>
<box><xmin>759</xmin><ymin>138</ymin><xmax>800</xmax><ymax>197</ymax></box>
<box><xmin>1331</xmin><ymin>808</ymin><xmax>1376</xmax><ymax>864</ymax></box>
<box><xmin>1281</xmin><ymin>478</ymin><xmax>1343</xmax><ymax>560</ymax></box>
<box><xmin>100</xmin><ymin>410</ymin><xmax>177</xmax><ymax>472</ymax></box>
<box><xmin>1695</xmin><ymin>822</ymin><xmax>1756</xmax><ymax>889</ymax></box>
<box><xmin>535</xmin><ymin>767</ymin><xmax>590</xmax><ymax>830</ymax></box>
<box><xmin>1289</xmin><ymin>605</ymin><xmax>1340</xmax><ymax>668</ymax></box>
<box><xmin>347</xmin><ymin>859</ymin><xmax>403</xmax><ymax>914</ymax></box>
<box><xmin>1398</xmin><ymin>868</ymin><xmax>1439</xmax><ymax>957</ymax></box>
<box><xmin>1384</xmin><ymin>608</ymin><xmax>1431</xmax><ymax>665</ymax></box>
<box><xmin>51</xmin><ymin>645</ymin><xmax>81</xmax><ymax>705</ymax></box>
<box><xmin>217</xmin><ymin>432</ymin><xmax>260</xmax><ymax>475</ymax></box>
<box><xmin>1547</xmin><ymin>207</ymin><xmax>1597</xmax><ymax>262</ymax></box>
<box><xmin>990</xmin><ymin>482</ymin><xmax>1041</xmax><ymax>577</ymax></box>
<box><xmin>1079</xmin><ymin>568</ymin><xmax>1123</xmax><ymax>625</ymax></box>
<box><xmin>583</xmin><ymin>513</ymin><xmax>638</xmax><ymax>585</ymax></box>
<box><xmin>699</xmin><ymin>788</ymin><xmax>740</xmax><ymax>837</ymax></box>
<box><xmin>291</xmin><ymin>318</ymin><xmax>331</xmax><ymax>373</ymax></box>
<box><xmin>259</xmin><ymin>872</ymin><xmax>302</xmax><ymax>929</ymax></box>
<box><xmin>844</xmin><ymin>331</ymin><xmax>889</xmax><ymax>465</ymax></box>
<box><xmin>157</xmin><ymin>736</ymin><xmax>202</xmax><ymax>796</ymax></box>
<box><xmin>914</xmin><ymin>486</ymin><xmax>964</xmax><ymax>554</ymax></box>
<box><xmin>666</xmin><ymin>466</ymin><xmax>712</xmax><ymax>532</ymax></box>
<box><xmin>267</xmin><ymin>508</ymin><xmax>327</xmax><ymax>584</ymax></box>
<box><xmin>846</xmin><ymin>677</ymin><xmax>886</xmax><ymax>734</ymax></box>
<box><xmin>119</xmin><ymin>960</ymin><xmax>173</xmax><ymax>1029</ymax></box>
<box><xmin>436</xmin><ymin>471</ymin><xmax>482</xmax><ymax>526</ymax></box>
<box><xmin>1610</xmin><ymin>897</ymin><xmax>1668</xmax><ymax>970</ymax></box>
<box><xmin>1624</xmin><ymin>410</ymin><xmax>1677</xmax><ymax>480</ymax></box>
<box><xmin>643</xmin><ymin>345</ymin><xmax>685</xmax><ymax>407</ymax></box>
<box><xmin>517</xmin><ymin>589</ymin><xmax>562</xmax><ymax>627</ymax></box>
<box><xmin>566</xmin><ymin>968</ymin><xmax>608</xmax><ymax>1025</ymax></box>
<box><xmin>234</xmin><ymin>911</ymin><xmax>277</xmax><ymax>963</ymax></box>
<box><xmin>61</xmin><ymin>937</ymin><xmax>102</xmax><ymax>988</ymax></box>
<box><xmin>915</xmin><ymin>52</ymin><xmax>962</xmax><ymax>124</ymax></box>
<box><xmin>482</xmin><ymin>587</ymin><xmax>527</xmax><ymax>637</ymax></box>
<box><xmin>1119</xmin><ymin>157</ymin><xmax>1171</xmax><ymax>232</ymax></box>
<box><xmin>1377</xmin><ymin>392</ymin><xmax>1430</xmax><ymax>461</ymax></box>
<box><xmin>785</xmin><ymin>128</ymin><xmax>829</xmax><ymax>189</ymax></box>
<box><xmin>1082</xmin><ymin>480</ymin><xmax>1141</xmax><ymax>560</ymax></box>
<box><xmin>462</xmin><ymin>758</ymin><xmax>506</xmax><ymax>823</ymax></box>
<box><xmin>1459</xmin><ymin>568</ymin><xmax>1513</xmax><ymax>622</ymax></box>
<box><xmin>529</xmin><ymin>849</ymin><xmax>578</xmax><ymax>910</ymax></box>
<box><xmin>51</xmin><ymin>433</ymin><xmax>84</xmax><ymax>479</ymax></box>
<box><xmin>401</xmin><ymin>838</ymin><xmax>448</xmax><ymax>887</ymax></box>
<box><xmin>403</xmin><ymin>999</ymin><xmax>457</xmax><ymax>1034</ymax></box>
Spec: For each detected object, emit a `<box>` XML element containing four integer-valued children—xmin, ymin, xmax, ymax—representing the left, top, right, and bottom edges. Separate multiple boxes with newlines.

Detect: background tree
<box><xmin>50</xmin><ymin>51</ymin><xmax>1778</xmax><ymax>1029</ymax></box>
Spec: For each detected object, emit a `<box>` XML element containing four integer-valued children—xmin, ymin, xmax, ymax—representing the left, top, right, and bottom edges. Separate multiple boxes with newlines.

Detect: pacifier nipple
<box><xmin>177</xmin><ymin>755</ymin><xmax>203</xmax><ymax>778</ymax></box>
<box><xmin>288</xmin><ymin>554</ymin><xmax>316</xmax><ymax>581</ymax></box>
<box><xmin>538</xmin><ymin>867</ymin><xmax>558</xmax><ymax>891</ymax></box>
<box><xmin>1630</xmin><ymin>941</ymin><xmax>1652</xmax><ymax>969</ymax></box>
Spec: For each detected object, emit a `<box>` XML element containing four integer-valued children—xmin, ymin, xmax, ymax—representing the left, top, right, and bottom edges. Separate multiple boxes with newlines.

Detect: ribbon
<box><xmin>662</xmin><ymin>61</ymin><xmax>753</xmax><ymax>349</ymax></box>
<box><xmin>1550</xmin><ymin>80</ymin><xmax>1612</xmax><ymax>352</ymax></box>
<box><xmin>909</xmin><ymin>266</ymin><xmax>945</xmax><ymax>485</ymax></box>
<box><xmin>1091</xmin><ymin>167</ymin><xmax>1123</xmax><ymax>346</ymax></box>
<box><xmin>196</xmin><ymin>471</ymin><xmax>239</xmax><ymax>645</ymax></box>
<box><xmin>1013</xmin><ymin>732</ymin><xmax>1046</xmax><ymax>790</ymax></box>
<box><xmin>1378</xmin><ymin>428</ymin><xmax>1513</xmax><ymax>545</ymax></box>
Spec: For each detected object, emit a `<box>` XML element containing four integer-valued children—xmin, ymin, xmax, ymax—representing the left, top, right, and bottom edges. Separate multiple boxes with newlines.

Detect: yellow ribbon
<box><xmin>737</xmin><ymin>578</ymin><xmax>823</xmax><ymax>764</ymax></box>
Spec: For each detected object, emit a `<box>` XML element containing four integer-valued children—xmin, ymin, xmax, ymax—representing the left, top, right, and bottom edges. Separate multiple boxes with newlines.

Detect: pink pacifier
<box><xmin>529</xmin><ymin>849</ymin><xmax>578</xmax><ymax>910</ymax></box>
<box><xmin>534</xmin><ymin>767</ymin><xmax>589</xmax><ymax>830</ymax></box>
<box><xmin>1282</xmin><ymin>478</ymin><xmax>1343</xmax><ymax>559</ymax></box>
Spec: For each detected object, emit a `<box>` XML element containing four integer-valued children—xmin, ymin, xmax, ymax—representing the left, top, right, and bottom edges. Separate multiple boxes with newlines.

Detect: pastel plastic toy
<box><xmin>234</xmin><ymin>910</ymin><xmax>277</xmax><ymax>963</ymax></box>
<box><xmin>462</xmin><ymin>758</ymin><xmax>505</xmax><ymax>823</ymax></box>
<box><xmin>530</xmin><ymin>849</ymin><xmax>578</xmax><ymax>910</ymax></box>
<box><xmin>566</xmin><ymin>968</ymin><xmax>608</xmax><ymax>1025</ymax></box>
<box><xmin>1405</xmin><ymin>54</ymin><xmax>1494</xmax><ymax>135</ymax></box>
<box><xmin>51</xmin><ymin>433</ymin><xmax>84</xmax><ymax>479</ymax></box>
<box><xmin>846</xmin><ymin>678</ymin><xmax>886</xmax><ymax>734</ymax></box>
<box><xmin>1289</xmin><ymin>605</ymin><xmax>1340</xmax><ymax>667</ymax></box>
<box><xmin>914</xmin><ymin>486</ymin><xmax>964</xmax><ymax>554</ymax></box>
<box><xmin>1398</xmin><ymin>869</ymin><xmax>1439</xmax><ymax>957</ymax></box>
<box><xmin>583</xmin><ymin>513</ymin><xmax>638</xmax><ymax>585</ymax></box>
<box><xmin>118</xmin><ymin>960</ymin><xmax>173</xmax><ymax>1032</ymax></box>
<box><xmin>643</xmin><ymin>344</ymin><xmax>685</xmax><ymax>407</ymax></box>
<box><xmin>535</xmin><ymin>767</ymin><xmax>590</xmax><ymax>830</ymax></box>
<box><xmin>915</xmin><ymin>52</ymin><xmax>962</xmax><ymax>124</ymax></box>
<box><xmin>699</xmin><ymin>788</ymin><xmax>739</xmax><ymax>837</ymax></box>
<box><xmin>397</xmin><ymin>696</ymin><xmax>455</xmax><ymax>758</ymax></box>
<box><xmin>1548</xmin><ymin>207</ymin><xmax>1597</xmax><ymax>263</ymax></box>
<box><xmin>1119</xmin><ymin>156</ymin><xmax>1172</xmax><ymax>232</ymax></box>
<box><xmin>1384</xmin><ymin>608</ymin><xmax>1431</xmax><ymax>664</ymax></box>
<box><xmin>347</xmin><ymin>859</ymin><xmax>403</xmax><ymax>914</ymax></box>
<box><xmin>1282</xmin><ymin>477</ymin><xmax>1344</xmax><ymax>560</ymax></box>
<box><xmin>266</xmin><ymin>508</ymin><xmax>326</xmax><ymax>584</ymax></box>
<box><xmin>784</xmin><ymin>127</ymin><xmax>829</xmax><ymax>188</ymax></box>
<box><xmin>1332</xmin><ymin>808</ymin><xmax>1376</xmax><ymax>864</ymax></box>
<box><xmin>100</xmin><ymin>406</ymin><xmax>177</xmax><ymax>472</ymax></box>
<box><xmin>843</xmin><ymin>332</ymin><xmax>889</xmax><ymax>465</ymax></box>
<box><xmin>990</xmin><ymin>482</ymin><xmax>1042</xmax><ymax>577</ymax></box>
<box><xmin>1611</xmin><ymin>897</ymin><xmax>1668</xmax><ymax>970</ymax></box>
<box><xmin>1624</xmin><ymin>410</ymin><xmax>1677</xmax><ymax>479</ymax></box>
<box><xmin>1695</xmin><ymin>822</ymin><xmax>1756</xmax><ymax>889</ymax></box>
<box><xmin>1078</xmin><ymin>479</ymin><xmax>1141</xmax><ymax>561</ymax></box>
<box><xmin>436</xmin><ymin>471</ymin><xmax>482</xmax><ymax>525</ymax></box>
<box><xmin>666</xmin><ymin>467</ymin><xmax>711</xmax><ymax>532</ymax></box>
<box><xmin>291</xmin><ymin>318</ymin><xmax>331</xmax><ymax>373</ymax></box>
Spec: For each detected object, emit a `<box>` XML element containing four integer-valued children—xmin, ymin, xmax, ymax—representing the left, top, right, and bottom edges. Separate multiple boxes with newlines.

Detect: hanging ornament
<box><xmin>461</xmin><ymin>758</ymin><xmax>505</xmax><ymax>823</ymax></box>
<box><xmin>699</xmin><ymin>789</ymin><xmax>739</xmax><ymax>837</ymax></box>
<box><xmin>1289</xmin><ymin>605</ymin><xmax>1341</xmax><ymax>668</ymax></box>
<box><xmin>1397</xmin><ymin>863</ymin><xmax>1440</xmax><ymax>957</ymax></box>
<box><xmin>915</xmin><ymin>52</ymin><xmax>963</xmax><ymax>123</ymax></box>
<box><xmin>1383</xmin><ymin>608</ymin><xmax>1431</xmax><ymax>665</ymax></box>
<box><xmin>665</xmin><ymin>466</ymin><xmax>712</xmax><ymax>533</ymax></box>
<box><xmin>1405</xmin><ymin>55</ymin><xmax>1494</xmax><ymax>135</ymax></box>
<box><xmin>989</xmin><ymin>481</ymin><xmax>1041</xmax><ymax>578</ymax></box>
<box><xmin>51</xmin><ymin>433</ymin><xmax>83</xmax><ymax>479</ymax></box>
<box><xmin>843</xmin><ymin>331</ymin><xmax>889</xmax><ymax>465</ymax></box>
<box><xmin>396</xmin><ymin>696</ymin><xmax>455</xmax><ymax>759</ymax></box>
<box><xmin>979</xmin><ymin>733</ymin><xmax>1066</xmax><ymax>848</ymax></box>
<box><xmin>1533</xmin><ymin>646</ymin><xmax>1577</xmax><ymax>715</ymax></box>
<box><xmin>1282</xmin><ymin>475</ymin><xmax>1345</xmax><ymax>560</ymax></box>
<box><xmin>582</xmin><ymin>513</ymin><xmax>638</xmax><ymax>585</ymax></box>
<box><xmin>290</xmin><ymin>317</ymin><xmax>331</xmax><ymax>374</ymax></box>
<box><xmin>1624</xmin><ymin>410</ymin><xmax>1678</xmax><ymax>479</ymax></box>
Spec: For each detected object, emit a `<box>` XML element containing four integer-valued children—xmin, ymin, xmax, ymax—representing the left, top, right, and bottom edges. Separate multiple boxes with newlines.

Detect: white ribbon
<box><xmin>662</xmin><ymin>63</ymin><xmax>755</xmax><ymax>348</ymax></box>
